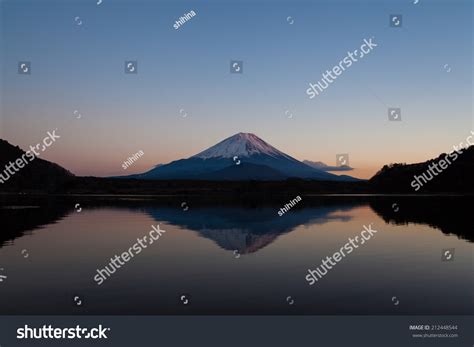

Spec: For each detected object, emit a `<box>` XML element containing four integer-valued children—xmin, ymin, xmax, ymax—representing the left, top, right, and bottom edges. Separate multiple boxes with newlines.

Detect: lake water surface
<box><xmin>0</xmin><ymin>195</ymin><xmax>472</xmax><ymax>315</ymax></box>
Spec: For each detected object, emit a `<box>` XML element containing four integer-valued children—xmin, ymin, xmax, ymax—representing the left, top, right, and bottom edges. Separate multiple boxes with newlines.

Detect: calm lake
<box><xmin>0</xmin><ymin>195</ymin><xmax>472</xmax><ymax>315</ymax></box>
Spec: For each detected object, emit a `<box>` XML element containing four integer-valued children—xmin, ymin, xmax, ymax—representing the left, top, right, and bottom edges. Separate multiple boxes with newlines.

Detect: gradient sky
<box><xmin>0</xmin><ymin>0</ymin><xmax>472</xmax><ymax>178</ymax></box>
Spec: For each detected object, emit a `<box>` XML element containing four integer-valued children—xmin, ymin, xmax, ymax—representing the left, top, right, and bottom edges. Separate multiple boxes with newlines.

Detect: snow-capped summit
<box><xmin>192</xmin><ymin>133</ymin><xmax>293</xmax><ymax>160</ymax></box>
<box><xmin>125</xmin><ymin>132</ymin><xmax>359</xmax><ymax>181</ymax></box>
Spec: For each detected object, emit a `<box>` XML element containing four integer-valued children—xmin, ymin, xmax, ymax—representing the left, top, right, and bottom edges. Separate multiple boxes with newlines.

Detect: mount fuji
<box><xmin>127</xmin><ymin>133</ymin><xmax>358</xmax><ymax>181</ymax></box>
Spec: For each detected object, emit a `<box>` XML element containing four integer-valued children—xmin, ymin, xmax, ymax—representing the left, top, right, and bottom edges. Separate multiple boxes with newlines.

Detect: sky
<box><xmin>0</xmin><ymin>0</ymin><xmax>472</xmax><ymax>179</ymax></box>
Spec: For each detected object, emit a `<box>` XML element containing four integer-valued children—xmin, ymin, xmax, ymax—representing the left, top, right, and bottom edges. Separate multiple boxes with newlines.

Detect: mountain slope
<box><xmin>130</xmin><ymin>133</ymin><xmax>358</xmax><ymax>181</ymax></box>
<box><xmin>0</xmin><ymin>139</ymin><xmax>74</xmax><ymax>191</ymax></box>
<box><xmin>203</xmin><ymin>163</ymin><xmax>287</xmax><ymax>181</ymax></box>
<box><xmin>369</xmin><ymin>146</ymin><xmax>474</xmax><ymax>193</ymax></box>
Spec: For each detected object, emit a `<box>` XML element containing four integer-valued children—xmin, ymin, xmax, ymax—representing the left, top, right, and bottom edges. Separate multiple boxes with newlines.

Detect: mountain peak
<box><xmin>192</xmin><ymin>132</ymin><xmax>292</xmax><ymax>160</ymax></box>
<box><xmin>235</xmin><ymin>132</ymin><xmax>258</xmax><ymax>137</ymax></box>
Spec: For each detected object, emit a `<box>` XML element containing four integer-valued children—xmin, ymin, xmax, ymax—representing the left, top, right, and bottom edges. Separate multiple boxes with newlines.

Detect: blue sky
<box><xmin>0</xmin><ymin>0</ymin><xmax>472</xmax><ymax>178</ymax></box>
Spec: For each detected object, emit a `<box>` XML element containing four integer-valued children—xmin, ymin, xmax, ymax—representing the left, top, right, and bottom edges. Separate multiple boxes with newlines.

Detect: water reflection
<box><xmin>1</xmin><ymin>196</ymin><xmax>472</xmax><ymax>252</ymax></box>
<box><xmin>144</xmin><ymin>205</ymin><xmax>353</xmax><ymax>254</ymax></box>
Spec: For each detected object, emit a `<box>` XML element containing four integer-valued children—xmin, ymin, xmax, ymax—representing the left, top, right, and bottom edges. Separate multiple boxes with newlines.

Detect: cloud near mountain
<box><xmin>303</xmin><ymin>160</ymin><xmax>354</xmax><ymax>172</ymax></box>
